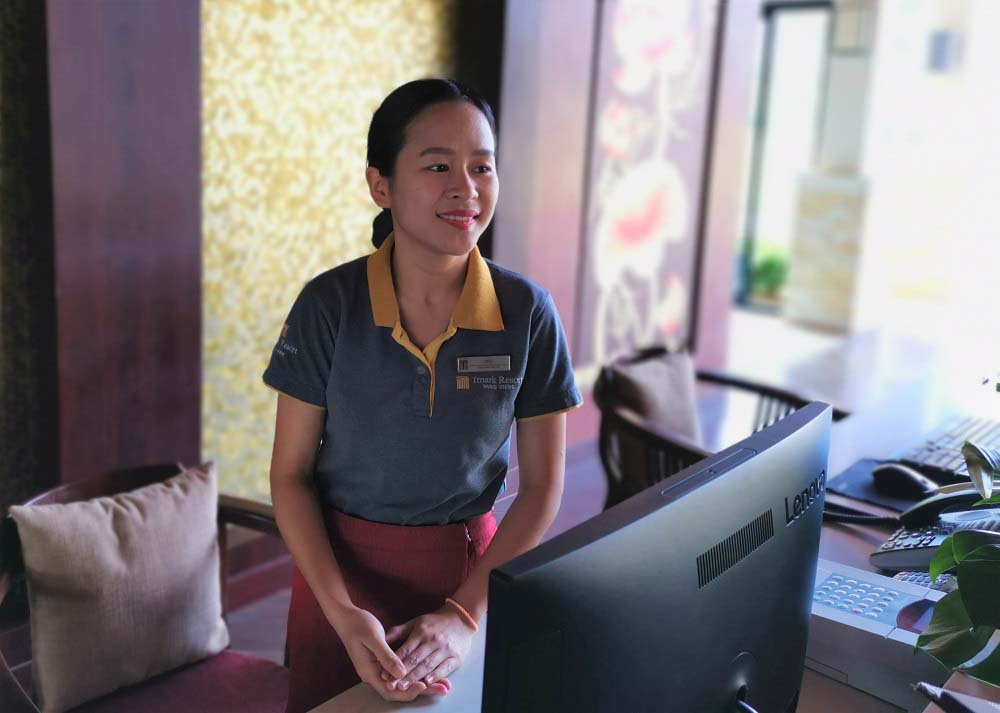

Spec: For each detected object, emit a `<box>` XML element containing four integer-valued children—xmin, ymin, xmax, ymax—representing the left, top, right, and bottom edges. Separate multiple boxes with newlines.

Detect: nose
<box><xmin>447</xmin><ymin>169</ymin><xmax>477</xmax><ymax>200</ymax></box>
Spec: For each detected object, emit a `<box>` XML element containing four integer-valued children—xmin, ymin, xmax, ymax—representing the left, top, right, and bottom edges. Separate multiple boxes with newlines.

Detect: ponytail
<box><xmin>372</xmin><ymin>208</ymin><xmax>393</xmax><ymax>248</ymax></box>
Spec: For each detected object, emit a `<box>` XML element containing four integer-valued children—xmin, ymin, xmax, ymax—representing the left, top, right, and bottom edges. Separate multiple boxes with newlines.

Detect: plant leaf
<box><xmin>953</xmin><ymin>531</ymin><xmax>1000</xmax><ymax>562</ymax></box>
<box><xmin>962</xmin><ymin>636</ymin><xmax>1000</xmax><ymax>687</ymax></box>
<box><xmin>918</xmin><ymin>591</ymin><xmax>995</xmax><ymax>670</ymax></box>
<box><xmin>973</xmin><ymin>492</ymin><xmax>1000</xmax><ymax>507</ymax></box>
<box><xmin>958</xmin><ymin>545</ymin><xmax>1000</xmax><ymax>629</ymax></box>
<box><xmin>934</xmin><ymin>481</ymin><xmax>1000</xmax><ymax>496</ymax></box>
<box><xmin>929</xmin><ymin>536</ymin><xmax>957</xmax><ymax>582</ymax></box>
<box><xmin>963</xmin><ymin>441</ymin><xmax>1000</xmax><ymax>500</ymax></box>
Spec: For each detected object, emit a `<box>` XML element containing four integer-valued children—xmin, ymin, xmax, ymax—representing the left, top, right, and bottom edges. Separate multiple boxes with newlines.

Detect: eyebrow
<box><xmin>418</xmin><ymin>147</ymin><xmax>494</xmax><ymax>158</ymax></box>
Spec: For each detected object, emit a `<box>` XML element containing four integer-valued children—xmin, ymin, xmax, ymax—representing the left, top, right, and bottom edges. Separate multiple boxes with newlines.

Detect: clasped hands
<box><xmin>382</xmin><ymin>602</ymin><xmax>476</xmax><ymax>696</ymax></box>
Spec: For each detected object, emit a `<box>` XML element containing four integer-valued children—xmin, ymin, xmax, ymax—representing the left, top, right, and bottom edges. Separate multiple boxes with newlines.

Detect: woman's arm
<box><xmin>386</xmin><ymin>412</ymin><xmax>567</xmax><ymax>686</ymax></box>
<box><xmin>270</xmin><ymin>394</ymin><xmax>443</xmax><ymax>699</ymax></box>
<box><xmin>450</xmin><ymin>411</ymin><xmax>567</xmax><ymax>619</ymax></box>
<box><xmin>269</xmin><ymin>393</ymin><xmax>355</xmax><ymax>622</ymax></box>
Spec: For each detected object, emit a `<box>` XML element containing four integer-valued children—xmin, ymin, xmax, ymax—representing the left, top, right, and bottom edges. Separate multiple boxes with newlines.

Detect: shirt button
<box><xmin>416</xmin><ymin>366</ymin><xmax>426</xmax><ymax>375</ymax></box>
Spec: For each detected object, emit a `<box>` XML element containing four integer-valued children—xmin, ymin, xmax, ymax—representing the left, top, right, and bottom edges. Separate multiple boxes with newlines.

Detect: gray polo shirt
<box><xmin>263</xmin><ymin>233</ymin><xmax>583</xmax><ymax>526</ymax></box>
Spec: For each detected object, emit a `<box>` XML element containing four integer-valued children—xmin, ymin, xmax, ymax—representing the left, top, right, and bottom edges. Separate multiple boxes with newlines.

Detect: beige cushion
<box><xmin>10</xmin><ymin>463</ymin><xmax>230</xmax><ymax>713</ymax></box>
<box><xmin>607</xmin><ymin>348</ymin><xmax>702</xmax><ymax>444</ymax></box>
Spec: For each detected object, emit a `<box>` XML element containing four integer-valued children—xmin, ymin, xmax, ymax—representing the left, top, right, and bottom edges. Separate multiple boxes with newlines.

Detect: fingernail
<box><xmin>391</xmin><ymin>680</ymin><xmax>399</xmax><ymax>689</ymax></box>
<box><xmin>426</xmin><ymin>674</ymin><xmax>435</xmax><ymax>683</ymax></box>
<box><xmin>400</xmin><ymin>681</ymin><xmax>410</xmax><ymax>691</ymax></box>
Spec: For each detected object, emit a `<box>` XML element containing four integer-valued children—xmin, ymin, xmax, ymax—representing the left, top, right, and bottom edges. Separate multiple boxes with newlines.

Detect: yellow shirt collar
<box><xmin>367</xmin><ymin>232</ymin><xmax>505</xmax><ymax>331</ymax></box>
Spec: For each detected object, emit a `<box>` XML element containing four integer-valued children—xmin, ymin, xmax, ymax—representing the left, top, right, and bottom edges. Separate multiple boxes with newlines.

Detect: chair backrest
<box><xmin>593</xmin><ymin>345</ymin><xmax>849</xmax><ymax>510</ymax></box>
<box><xmin>594</xmin><ymin>358</ymin><xmax>711</xmax><ymax>510</ymax></box>
<box><xmin>694</xmin><ymin>369</ymin><xmax>850</xmax><ymax>433</ymax></box>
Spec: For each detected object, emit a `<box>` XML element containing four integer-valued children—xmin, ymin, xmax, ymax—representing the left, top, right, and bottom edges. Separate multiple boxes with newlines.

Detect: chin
<box><xmin>432</xmin><ymin>228</ymin><xmax>481</xmax><ymax>257</ymax></box>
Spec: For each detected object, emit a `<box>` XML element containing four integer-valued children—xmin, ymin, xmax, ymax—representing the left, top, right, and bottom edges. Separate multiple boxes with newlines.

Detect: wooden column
<box><xmin>0</xmin><ymin>0</ymin><xmax>59</xmax><ymax>511</ymax></box>
<box><xmin>46</xmin><ymin>0</ymin><xmax>202</xmax><ymax>482</ymax></box>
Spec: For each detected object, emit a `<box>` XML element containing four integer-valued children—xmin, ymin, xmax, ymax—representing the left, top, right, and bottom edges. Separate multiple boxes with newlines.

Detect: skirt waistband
<box><xmin>323</xmin><ymin>507</ymin><xmax>497</xmax><ymax>553</ymax></box>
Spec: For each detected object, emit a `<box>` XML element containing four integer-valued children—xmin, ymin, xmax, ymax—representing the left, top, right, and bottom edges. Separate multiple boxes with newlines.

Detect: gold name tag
<box><xmin>457</xmin><ymin>355</ymin><xmax>511</xmax><ymax>373</ymax></box>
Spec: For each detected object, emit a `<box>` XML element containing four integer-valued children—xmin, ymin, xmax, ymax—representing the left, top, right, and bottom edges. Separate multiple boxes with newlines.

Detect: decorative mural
<box><xmin>575</xmin><ymin>0</ymin><xmax>721</xmax><ymax>375</ymax></box>
<box><xmin>202</xmin><ymin>0</ymin><xmax>457</xmax><ymax>501</ymax></box>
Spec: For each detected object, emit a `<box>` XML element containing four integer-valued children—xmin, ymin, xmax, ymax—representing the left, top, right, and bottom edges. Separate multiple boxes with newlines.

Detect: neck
<box><xmin>390</xmin><ymin>232</ymin><xmax>470</xmax><ymax>304</ymax></box>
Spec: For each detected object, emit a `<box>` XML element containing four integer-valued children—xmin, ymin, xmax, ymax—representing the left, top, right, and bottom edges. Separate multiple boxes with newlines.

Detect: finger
<box><xmin>422</xmin><ymin>682</ymin><xmax>449</xmax><ymax>696</ymax></box>
<box><xmin>386</xmin><ymin>677</ymin><xmax>427</xmax><ymax>696</ymax></box>
<box><xmin>366</xmin><ymin>637</ymin><xmax>406</xmax><ymax>680</ymax></box>
<box><xmin>402</xmin><ymin>649</ymin><xmax>448</xmax><ymax>685</ymax></box>
<box><xmin>393</xmin><ymin>632</ymin><xmax>424</xmax><ymax>663</ymax></box>
<box><xmin>375</xmin><ymin>678</ymin><xmax>427</xmax><ymax>701</ymax></box>
<box><xmin>424</xmin><ymin>656</ymin><xmax>460</xmax><ymax>685</ymax></box>
<box><xmin>400</xmin><ymin>640</ymin><xmax>437</xmax><ymax>673</ymax></box>
<box><xmin>385</xmin><ymin>621</ymin><xmax>413</xmax><ymax>644</ymax></box>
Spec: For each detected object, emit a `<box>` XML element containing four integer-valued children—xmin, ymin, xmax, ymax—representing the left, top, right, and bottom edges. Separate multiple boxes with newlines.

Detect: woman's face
<box><xmin>374</xmin><ymin>101</ymin><xmax>498</xmax><ymax>258</ymax></box>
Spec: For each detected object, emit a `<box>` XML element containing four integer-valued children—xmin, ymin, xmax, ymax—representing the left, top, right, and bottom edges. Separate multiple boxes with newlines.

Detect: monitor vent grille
<box><xmin>696</xmin><ymin>510</ymin><xmax>774</xmax><ymax>588</ymax></box>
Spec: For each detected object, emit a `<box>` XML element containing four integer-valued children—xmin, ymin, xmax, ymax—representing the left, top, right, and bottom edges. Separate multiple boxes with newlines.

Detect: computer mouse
<box><xmin>871</xmin><ymin>462</ymin><xmax>939</xmax><ymax>499</ymax></box>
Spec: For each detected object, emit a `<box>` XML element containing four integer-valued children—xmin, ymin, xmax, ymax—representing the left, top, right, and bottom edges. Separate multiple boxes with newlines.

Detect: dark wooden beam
<box><xmin>46</xmin><ymin>0</ymin><xmax>202</xmax><ymax>482</ymax></box>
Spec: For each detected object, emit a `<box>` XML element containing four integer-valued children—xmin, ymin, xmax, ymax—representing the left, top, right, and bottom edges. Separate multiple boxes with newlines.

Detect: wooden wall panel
<box><xmin>694</xmin><ymin>0</ymin><xmax>763</xmax><ymax>369</ymax></box>
<box><xmin>46</xmin><ymin>0</ymin><xmax>201</xmax><ymax>482</ymax></box>
<box><xmin>0</xmin><ymin>0</ymin><xmax>59</xmax><ymax>511</ymax></box>
<box><xmin>494</xmin><ymin>0</ymin><xmax>598</xmax><ymax>446</ymax></box>
<box><xmin>496</xmin><ymin>0</ymin><xmax>762</xmax><ymax>446</ymax></box>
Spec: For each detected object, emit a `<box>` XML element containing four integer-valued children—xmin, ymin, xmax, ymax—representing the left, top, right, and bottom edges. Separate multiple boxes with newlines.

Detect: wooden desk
<box><xmin>923</xmin><ymin>673</ymin><xmax>1000</xmax><ymax>713</ymax></box>
<box><xmin>314</xmin><ymin>376</ymin><xmax>1000</xmax><ymax>712</ymax></box>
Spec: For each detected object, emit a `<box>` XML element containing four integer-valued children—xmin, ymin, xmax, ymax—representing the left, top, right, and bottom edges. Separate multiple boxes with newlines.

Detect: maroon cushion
<box><xmin>69</xmin><ymin>650</ymin><xmax>288</xmax><ymax>713</ymax></box>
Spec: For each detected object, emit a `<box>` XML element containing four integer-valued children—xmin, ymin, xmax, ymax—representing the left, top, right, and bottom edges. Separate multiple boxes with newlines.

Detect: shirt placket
<box><xmin>391</xmin><ymin>321</ymin><xmax>458</xmax><ymax>418</ymax></box>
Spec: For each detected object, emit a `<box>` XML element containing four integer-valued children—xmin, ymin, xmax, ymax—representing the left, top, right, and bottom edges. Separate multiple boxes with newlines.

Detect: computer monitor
<box><xmin>482</xmin><ymin>402</ymin><xmax>832</xmax><ymax>713</ymax></box>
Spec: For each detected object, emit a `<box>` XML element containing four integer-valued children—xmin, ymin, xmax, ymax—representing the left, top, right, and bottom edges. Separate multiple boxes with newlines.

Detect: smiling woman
<box><xmin>262</xmin><ymin>79</ymin><xmax>583</xmax><ymax>712</ymax></box>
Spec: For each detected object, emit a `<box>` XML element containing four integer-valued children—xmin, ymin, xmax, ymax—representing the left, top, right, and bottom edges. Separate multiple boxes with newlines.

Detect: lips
<box><xmin>437</xmin><ymin>211</ymin><xmax>479</xmax><ymax>230</ymax></box>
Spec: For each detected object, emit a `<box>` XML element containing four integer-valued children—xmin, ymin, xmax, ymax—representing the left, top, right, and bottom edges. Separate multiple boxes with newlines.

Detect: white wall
<box><xmin>855</xmin><ymin>0</ymin><xmax>1000</xmax><ymax>373</ymax></box>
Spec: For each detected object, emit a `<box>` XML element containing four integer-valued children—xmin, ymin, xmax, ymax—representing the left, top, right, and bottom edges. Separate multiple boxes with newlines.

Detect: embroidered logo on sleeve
<box><xmin>275</xmin><ymin>323</ymin><xmax>298</xmax><ymax>356</ymax></box>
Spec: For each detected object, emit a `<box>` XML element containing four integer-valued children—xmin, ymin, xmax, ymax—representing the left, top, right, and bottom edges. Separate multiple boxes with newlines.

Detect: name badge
<box><xmin>457</xmin><ymin>355</ymin><xmax>511</xmax><ymax>373</ymax></box>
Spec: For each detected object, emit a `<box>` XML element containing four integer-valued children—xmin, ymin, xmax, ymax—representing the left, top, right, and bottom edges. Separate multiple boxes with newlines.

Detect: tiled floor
<box><xmin>227</xmin><ymin>587</ymin><xmax>290</xmax><ymax>666</ymax></box>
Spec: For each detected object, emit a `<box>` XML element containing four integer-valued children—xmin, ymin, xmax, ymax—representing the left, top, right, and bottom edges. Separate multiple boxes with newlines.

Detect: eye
<box><xmin>473</xmin><ymin>165</ymin><xmax>494</xmax><ymax>174</ymax></box>
<box><xmin>426</xmin><ymin>164</ymin><xmax>449</xmax><ymax>172</ymax></box>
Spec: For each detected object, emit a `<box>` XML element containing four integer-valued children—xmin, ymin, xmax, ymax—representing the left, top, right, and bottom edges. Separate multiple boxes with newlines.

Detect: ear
<box><xmin>365</xmin><ymin>166</ymin><xmax>392</xmax><ymax>210</ymax></box>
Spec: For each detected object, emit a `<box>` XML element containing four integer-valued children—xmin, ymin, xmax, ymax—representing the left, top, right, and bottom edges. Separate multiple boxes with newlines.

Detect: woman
<box><xmin>264</xmin><ymin>78</ymin><xmax>582</xmax><ymax>712</ymax></box>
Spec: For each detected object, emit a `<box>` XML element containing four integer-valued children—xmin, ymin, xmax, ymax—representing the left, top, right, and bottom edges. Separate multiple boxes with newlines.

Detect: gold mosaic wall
<box><xmin>202</xmin><ymin>0</ymin><xmax>456</xmax><ymax>500</ymax></box>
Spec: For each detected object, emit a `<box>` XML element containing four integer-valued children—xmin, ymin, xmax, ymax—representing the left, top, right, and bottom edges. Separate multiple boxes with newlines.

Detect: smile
<box><xmin>437</xmin><ymin>213</ymin><xmax>479</xmax><ymax>230</ymax></box>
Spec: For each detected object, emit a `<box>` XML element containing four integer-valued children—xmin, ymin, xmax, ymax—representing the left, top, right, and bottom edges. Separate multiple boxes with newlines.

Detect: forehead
<box><xmin>402</xmin><ymin>101</ymin><xmax>495</xmax><ymax>153</ymax></box>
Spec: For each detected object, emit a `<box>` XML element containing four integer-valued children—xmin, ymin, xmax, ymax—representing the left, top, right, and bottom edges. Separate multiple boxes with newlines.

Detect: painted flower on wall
<box><xmin>611</xmin><ymin>0</ymin><xmax>694</xmax><ymax>95</ymax></box>
<box><xmin>594</xmin><ymin>159</ymin><xmax>689</xmax><ymax>287</ymax></box>
<box><xmin>597</xmin><ymin>99</ymin><xmax>647</xmax><ymax>160</ymax></box>
<box><xmin>655</xmin><ymin>273</ymin><xmax>688</xmax><ymax>339</ymax></box>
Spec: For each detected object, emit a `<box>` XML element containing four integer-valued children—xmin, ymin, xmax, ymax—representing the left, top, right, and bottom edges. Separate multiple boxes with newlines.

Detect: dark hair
<box><xmin>367</xmin><ymin>78</ymin><xmax>497</xmax><ymax>248</ymax></box>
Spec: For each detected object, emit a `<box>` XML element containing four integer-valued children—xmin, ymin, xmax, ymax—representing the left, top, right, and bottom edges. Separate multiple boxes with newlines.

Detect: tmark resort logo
<box><xmin>456</xmin><ymin>375</ymin><xmax>470</xmax><ymax>390</ymax></box>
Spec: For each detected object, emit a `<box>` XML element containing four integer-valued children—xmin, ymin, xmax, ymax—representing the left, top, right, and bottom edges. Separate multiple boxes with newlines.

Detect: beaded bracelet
<box><xmin>444</xmin><ymin>597</ymin><xmax>479</xmax><ymax>632</ymax></box>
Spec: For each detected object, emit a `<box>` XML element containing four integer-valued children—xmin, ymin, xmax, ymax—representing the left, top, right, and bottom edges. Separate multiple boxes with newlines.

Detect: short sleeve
<box><xmin>514</xmin><ymin>293</ymin><xmax>584</xmax><ymax>421</ymax></box>
<box><xmin>262</xmin><ymin>281</ymin><xmax>335</xmax><ymax>408</ymax></box>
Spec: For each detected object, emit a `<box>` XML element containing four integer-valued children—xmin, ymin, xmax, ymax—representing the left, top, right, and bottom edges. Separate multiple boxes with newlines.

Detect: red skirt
<box><xmin>284</xmin><ymin>507</ymin><xmax>498</xmax><ymax>713</ymax></box>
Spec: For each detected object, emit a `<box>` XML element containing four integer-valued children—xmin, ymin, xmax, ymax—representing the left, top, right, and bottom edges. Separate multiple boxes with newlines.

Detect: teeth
<box><xmin>439</xmin><ymin>214</ymin><xmax>475</xmax><ymax>220</ymax></box>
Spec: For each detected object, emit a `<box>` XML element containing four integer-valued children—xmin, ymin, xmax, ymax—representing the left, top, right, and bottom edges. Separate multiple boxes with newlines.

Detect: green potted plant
<box><xmin>917</xmin><ymin>442</ymin><xmax>1000</xmax><ymax>685</ymax></box>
